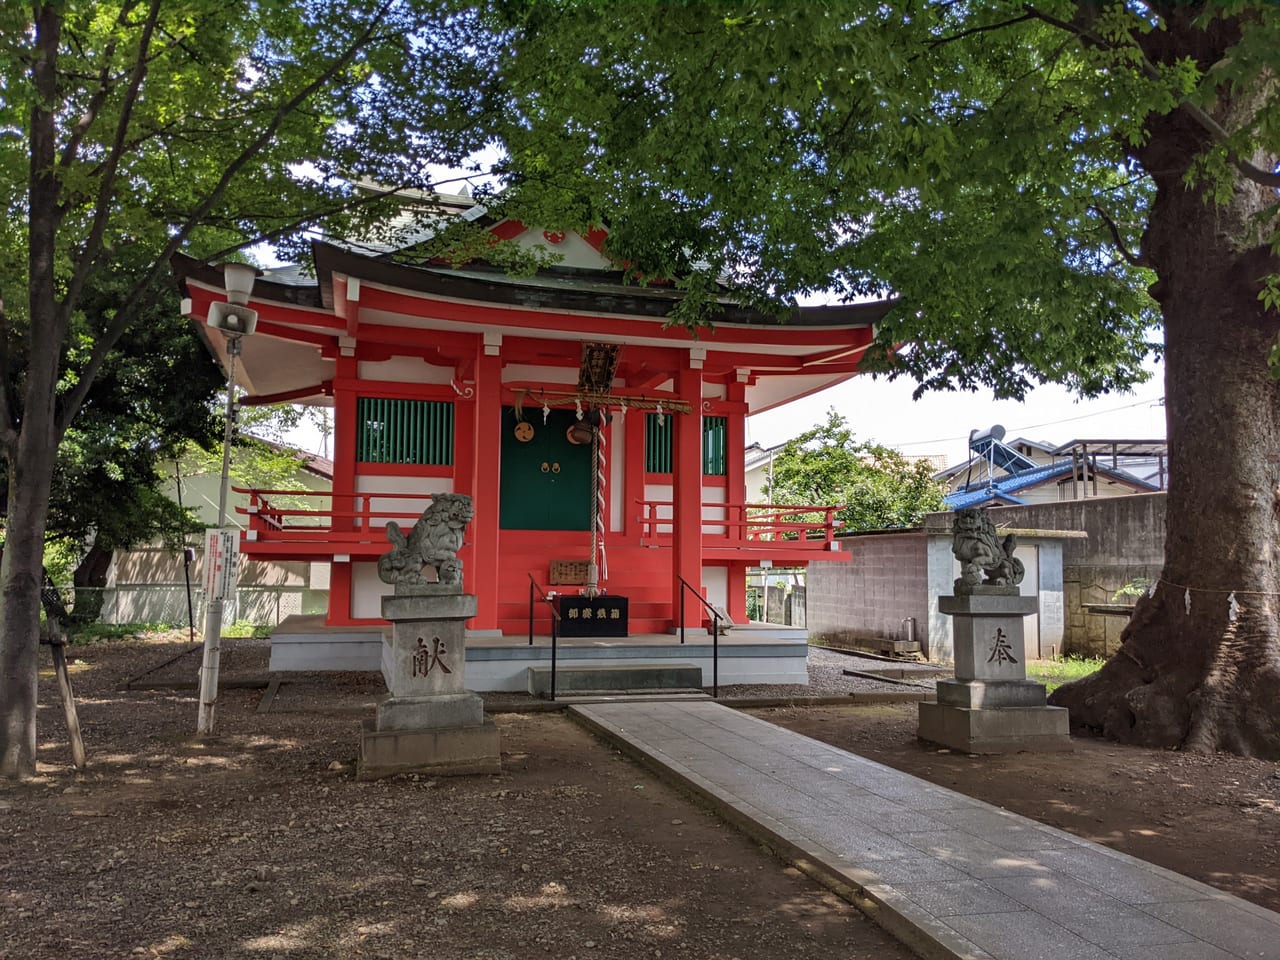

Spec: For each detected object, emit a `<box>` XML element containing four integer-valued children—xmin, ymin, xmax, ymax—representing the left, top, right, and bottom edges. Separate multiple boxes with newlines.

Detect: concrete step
<box><xmin>527</xmin><ymin>661</ymin><xmax>703</xmax><ymax>698</ymax></box>
<box><xmin>551</xmin><ymin>691</ymin><xmax>711</xmax><ymax>704</ymax></box>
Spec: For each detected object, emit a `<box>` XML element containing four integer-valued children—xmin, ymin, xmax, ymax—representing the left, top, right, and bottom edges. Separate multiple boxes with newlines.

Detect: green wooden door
<box><xmin>499</xmin><ymin>407</ymin><xmax>592</xmax><ymax>530</ymax></box>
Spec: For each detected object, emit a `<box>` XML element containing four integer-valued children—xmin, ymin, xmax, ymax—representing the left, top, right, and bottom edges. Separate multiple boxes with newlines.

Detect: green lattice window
<box><xmin>644</xmin><ymin>413</ymin><xmax>728</xmax><ymax>475</ymax></box>
<box><xmin>357</xmin><ymin>398</ymin><xmax>454</xmax><ymax>465</ymax></box>
<box><xmin>645</xmin><ymin>413</ymin><xmax>673</xmax><ymax>473</ymax></box>
<box><xmin>702</xmin><ymin>416</ymin><xmax>727</xmax><ymax>476</ymax></box>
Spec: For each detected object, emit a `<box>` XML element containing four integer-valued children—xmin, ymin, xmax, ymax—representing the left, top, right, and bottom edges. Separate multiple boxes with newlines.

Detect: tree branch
<box><xmin>57</xmin><ymin>43</ymin><xmax>120</xmax><ymax>176</ymax></box>
<box><xmin>56</xmin><ymin>0</ymin><xmax>163</xmax><ymax>334</ymax></box>
<box><xmin>1024</xmin><ymin>3</ymin><xmax>1280</xmax><ymax>188</ymax></box>
<box><xmin>56</xmin><ymin>4</ymin><xmax>138</xmax><ymax>176</ymax></box>
<box><xmin>202</xmin><ymin>180</ymin><xmax>436</xmax><ymax>262</ymax></box>
<box><xmin>1089</xmin><ymin>204</ymin><xmax>1149</xmax><ymax>268</ymax></box>
<box><xmin>57</xmin><ymin>0</ymin><xmax>399</xmax><ymax>433</ymax></box>
<box><xmin>929</xmin><ymin>12</ymin><xmax>1036</xmax><ymax>49</ymax></box>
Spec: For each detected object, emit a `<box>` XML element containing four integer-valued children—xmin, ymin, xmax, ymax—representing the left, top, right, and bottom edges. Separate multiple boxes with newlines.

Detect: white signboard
<box><xmin>203</xmin><ymin>528</ymin><xmax>240</xmax><ymax>601</ymax></box>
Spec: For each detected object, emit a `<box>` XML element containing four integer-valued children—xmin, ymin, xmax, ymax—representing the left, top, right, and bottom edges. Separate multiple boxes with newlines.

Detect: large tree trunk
<box><xmin>0</xmin><ymin>435</ymin><xmax>59</xmax><ymax>778</ymax></box>
<box><xmin>70</xmin><ymin>542</ymin><xmax>114</xmax><ymax>625</ymax></box>
<box><xmin>1051</xmin><ymin>24</ymin><xmax>1280</xmax><ymax>755</ymax></box>
<box><xmin>0</xmin><ymin>4</ymin><xmax>66</xmax><ymax>778</ymax></box>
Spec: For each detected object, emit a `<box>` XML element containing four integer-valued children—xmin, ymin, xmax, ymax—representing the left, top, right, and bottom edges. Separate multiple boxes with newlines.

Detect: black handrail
<box><xmin>675</xmin><ymin>574</ymin><xmax>720</xmax><ymax>699</ymax></box>
<box><xmin>527</xmin><ymin>574</ymin><xmax>563</xmax><ymax>700</ymax></box>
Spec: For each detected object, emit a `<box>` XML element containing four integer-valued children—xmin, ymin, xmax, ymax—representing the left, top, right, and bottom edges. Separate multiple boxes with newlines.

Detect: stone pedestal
<box><xmin>918</xmin><ymin>588</ymin><xmax>1070</xmax><ymax>754</ymax></box>
<box><xmin>358</xmin><ymin>584</ymin><xmax>501</xmax><ymax>780</ymax></box>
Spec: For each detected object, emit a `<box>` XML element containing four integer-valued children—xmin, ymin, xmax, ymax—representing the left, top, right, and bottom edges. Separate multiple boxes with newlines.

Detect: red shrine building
<box><xmin>177</xmin><ymin>195</ymin><xmax>892</xmax><ymax>642</ymax></box>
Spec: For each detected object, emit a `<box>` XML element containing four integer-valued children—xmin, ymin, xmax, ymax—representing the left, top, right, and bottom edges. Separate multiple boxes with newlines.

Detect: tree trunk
<box><xmin>70</xmin><ymin>542</ymin><xmax>114</xmax><ymax>625</ymax></box>
<box><xmin>0</xmin><ymin>435</ymin><xmax>60</xmax><ymax>778</ymax></box>
<box><xmin>0</xmin><ymin>4</ymin><xmax>66</xmax><ymax>778</ymax></box>
<box><xmin>1051</xmin><ymin>54</ymin><xmax>1280</xmax><ymax>756</ymax></box>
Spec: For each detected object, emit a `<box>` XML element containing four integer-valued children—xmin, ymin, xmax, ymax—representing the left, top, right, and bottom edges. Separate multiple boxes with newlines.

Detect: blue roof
<box><xmin>944</xmin><ymin>460</ymin><xmax>1159</xmax><ymax>510</ymax></box>
<box><xmin>946</xmin><ymin>487</ymin><xmax>1029</xmax><ymax>510</ymax></box>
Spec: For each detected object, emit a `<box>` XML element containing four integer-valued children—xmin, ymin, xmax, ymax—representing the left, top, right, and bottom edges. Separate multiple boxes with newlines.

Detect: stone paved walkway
<box><xmin>570</xmin><ymin>700</ymin><xmax>1280</xmax><ymax>960</ymax></box>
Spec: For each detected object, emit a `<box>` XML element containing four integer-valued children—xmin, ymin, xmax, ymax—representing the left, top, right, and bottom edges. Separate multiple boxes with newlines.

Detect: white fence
<box><xmin>53</xmin><ymin>584</ymin><xmax>326</xmax><ymax>627</ymax></box>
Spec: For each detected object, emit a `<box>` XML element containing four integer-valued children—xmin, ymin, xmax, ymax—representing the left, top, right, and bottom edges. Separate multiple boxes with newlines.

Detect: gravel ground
<box><xmin>714</xmin><ymin>646</ymin><xmax>947</xmax><ymax>701</ymax></box>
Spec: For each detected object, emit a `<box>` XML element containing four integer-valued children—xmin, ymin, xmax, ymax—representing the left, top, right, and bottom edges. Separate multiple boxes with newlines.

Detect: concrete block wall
<box><xmin>985</xmin><ymin>493</ymin><xmax>1165</xmax><ymax>566</ymax></box>
<box><xmin>807</xmin><ymin>533</ymin><xmax>929</xmax><ymax>650</ymax></box>
<box><xmin>790</xmin><ymin>586</ymin><xmax>807</xmax><ymax>628</ymax></box>
<box><xmin>976</xmin><ymin>494</ymin><xmax>1165</xmax><ymax>658</ymax></box>
<box><xmin>1063</xmin><ymin>561</ymin><xmax>1162</xmax><ymax>657</ymax></box>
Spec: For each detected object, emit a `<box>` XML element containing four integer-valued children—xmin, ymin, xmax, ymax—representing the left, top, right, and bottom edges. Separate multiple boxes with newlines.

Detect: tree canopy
<box><xmin>19</xmin><ymin>251</ymin><xmax>224</xmax><ymax>600</ymax></box>
<box><xmin>467</xmin><ymin>1</ymin><xmax>1280</xmax><ymax>757</ymax></box>
<box><xmin>0</xmin><ymin>0</ymin><xmax>494</xmax><ymax>777</ymax></box>
<box><xmin>768</xmin><ymin>411</ymin><xmax>946</xmax><ymax>533</ymax></box>
<box><xmin>476</xmin><ymin>1</ymin><xmax>1205</xmax><ymax>395</ymax></box>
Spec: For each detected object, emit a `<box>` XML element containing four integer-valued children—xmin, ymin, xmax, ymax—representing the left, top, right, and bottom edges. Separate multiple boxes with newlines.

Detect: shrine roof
<box><xmin>174</xmin><ymin>245</ymin><xmax>894</xmax><ymax>329</ymax></box>
<box><xmin>309</xmin><ymin>242</ymin><xmax>894</xmax><ymax>327</ymax></box>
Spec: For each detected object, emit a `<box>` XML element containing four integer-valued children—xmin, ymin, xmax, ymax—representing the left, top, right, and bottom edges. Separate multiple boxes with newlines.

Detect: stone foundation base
<box><xmin>935</xmin><ymin>679</ymin><xmax>1048</xmax><ymax>709</ymax></box>
<box><xmin>357</xmin><ymin>718</ymin><xmax>501</xmax><ymax>780</ymax></box>
<box><xmin>918</xmin><ymin>702</ymin><xmax>1071</xmax><ymax>754</ymax></box>
<box><xmin>376</xmin><ymin>693</ymin><xmax>485</xmax><ymax>731</ymax></box>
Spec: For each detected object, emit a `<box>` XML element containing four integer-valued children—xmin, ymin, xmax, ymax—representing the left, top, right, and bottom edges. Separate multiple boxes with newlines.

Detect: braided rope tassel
<box><xmin>596</xmin><ymin>428</ymin><xmax>608</xmax><ymax>582</ymax></box>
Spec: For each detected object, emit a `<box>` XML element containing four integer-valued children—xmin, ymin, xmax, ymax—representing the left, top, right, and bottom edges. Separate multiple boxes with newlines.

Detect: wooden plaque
<box><xmin>549</xmin><ymin>560</ymin><xmax>591</xmax><ymax>585</ymax></box>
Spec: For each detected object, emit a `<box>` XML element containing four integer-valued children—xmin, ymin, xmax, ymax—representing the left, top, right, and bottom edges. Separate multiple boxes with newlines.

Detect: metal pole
<box><xmin>197</xmin><ymin>335</ymin><xmax>240</xmax><ymax>735</ymax></box>
<box><xmin>712</xmin><ymin>615</ymin><xmax>719</xmax><ymax>699</ymax></box>
<box><xmin>550</xmin><ymin>613</ymin><xmax>558</xmax><ymax>701</ymax></box>
<box><xmin>182</xmin><ymin>548</ymin><xmax>196</xmax><ymax>644</ymax></box>
<box><xmin>174</xmin><ymin>462</ymin><xmax>197</xmax><ymax>645</ymax></box>
<box><xmin>680</xmin><ymin>588</ymin><xmax>686</xmax><ymax>645</ymax></box>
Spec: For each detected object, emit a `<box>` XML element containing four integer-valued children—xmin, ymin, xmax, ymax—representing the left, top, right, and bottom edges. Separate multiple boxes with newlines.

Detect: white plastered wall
<box><xmin>355</xmin><ymin>474</ymin><xmax>453</xmax><ymax>528</ymax></box>
<box><xmin>702</xmin><ymin>485</ymin><xmax>727</xmax><ymax>535</ymax></box>
<box><xmin>608</xmin><ymin>418</ymin><xmax>625</xmax><ymax>533</ymax></box>
<box><xmin>358</xmin><ymin>357</ymin><xmax>455</xmax><ymax>384</ymax></box>
<box><xmin>643</xmin><ymin>482</ymin><xmax>674</xmax><ymax>534</ymax></box>
<box><xmin>502</xmin><ymin>363</ymin><xmax>579</xmax><ymax>386</ymax></box>
<box><xmin>352</xmin><ymin>561</ymin><xmax>391</xmax><ymax>620</ymax></box>
<box><xmin>701</xmin><ymin>565</ymin><xmax>728</xmax><ymax>612</ymax></box>
<box><xmin>511</xmin><ymin>231</ymin><xmax>611</xmax><ymax>270</ymax></box>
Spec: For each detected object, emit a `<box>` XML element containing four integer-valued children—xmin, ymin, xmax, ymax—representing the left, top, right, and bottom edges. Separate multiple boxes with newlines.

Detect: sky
<box><xmin>745</xmin><ymin>359</ymin><xmax>1167</xmax><ymax>468</ymax></box>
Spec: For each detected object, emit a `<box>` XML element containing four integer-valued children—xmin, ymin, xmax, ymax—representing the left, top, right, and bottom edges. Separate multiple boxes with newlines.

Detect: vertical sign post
<box><xmin>197</xmin><ymin>526</ymin><xmax>239</xmax><ymax>734</ymax></box>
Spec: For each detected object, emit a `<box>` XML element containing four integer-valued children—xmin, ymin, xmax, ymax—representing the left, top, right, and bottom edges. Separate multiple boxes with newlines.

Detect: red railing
<box><xmin>635</xmin><ymin>499</ymin><xmax>844</xmax><ymax>548</ymax></box>
<box><xmin>234</xmin><ymin>487</ymin><xmax>844</xmax><ymax>555</ymax></box>
<box><xmin>234</xmin><ymin>487</ymin><xmax>440</xmax><ymax>546</ymax></box>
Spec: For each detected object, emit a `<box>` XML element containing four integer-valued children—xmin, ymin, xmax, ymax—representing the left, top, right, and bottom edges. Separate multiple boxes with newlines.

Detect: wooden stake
<box><xmin>45</xmin><ymin>626</ymin><xmax>87</xmax><ymax>771</ymax></box>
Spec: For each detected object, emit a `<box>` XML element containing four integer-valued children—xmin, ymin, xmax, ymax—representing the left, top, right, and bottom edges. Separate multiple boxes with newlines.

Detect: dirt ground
<box><xmin>1</xmin><ymin>637</ymin><xmax>913</xmax><ymax>960</ymax></box>
<box><xmin>4</xmin><ymin>638</ymin><xmax>1279</xmax><ymax>960</ymax></box>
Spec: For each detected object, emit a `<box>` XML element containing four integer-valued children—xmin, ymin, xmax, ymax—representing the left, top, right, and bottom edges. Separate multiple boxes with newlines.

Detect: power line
<box><xmin>892</xmin><ymin>397</ymin><xmax>1165</xmax><ymax>448</ymax></box>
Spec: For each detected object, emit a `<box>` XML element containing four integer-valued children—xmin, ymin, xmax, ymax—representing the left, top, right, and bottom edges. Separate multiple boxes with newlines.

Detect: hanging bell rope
<box><xmin>596</xmin><ymin>427</ymin><xmax>608</xmax><ymax>583</ymax></box>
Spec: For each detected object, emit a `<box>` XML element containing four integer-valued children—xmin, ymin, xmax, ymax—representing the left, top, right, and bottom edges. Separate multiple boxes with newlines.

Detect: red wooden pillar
<box><xmin>725</xmin><ymin>381</ymin><xmax>749</xmax><ymax>624</ymax></box>
<box><xmin>328</xmin><ymin>354</ymin><xmax>359</xmax><ymax>625</ymax></box>
<box><xmin>454</xmin><ymin>378</ymin><xmax>478</xmax><ymax>583</ymax></box>
<box><xmin>327</xmin><ymin>563</ymin><xmax>354</xmax><ymax>627</ymax></box>
<box><xmin>671</xmin><ymin>365</ymin><xmax>703</xmax><ymax>628</ymax></box>
<box><xmin>469</xmin><ymin>349</ymin><xmax>502</xmax><ymax>629</ymax></box>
